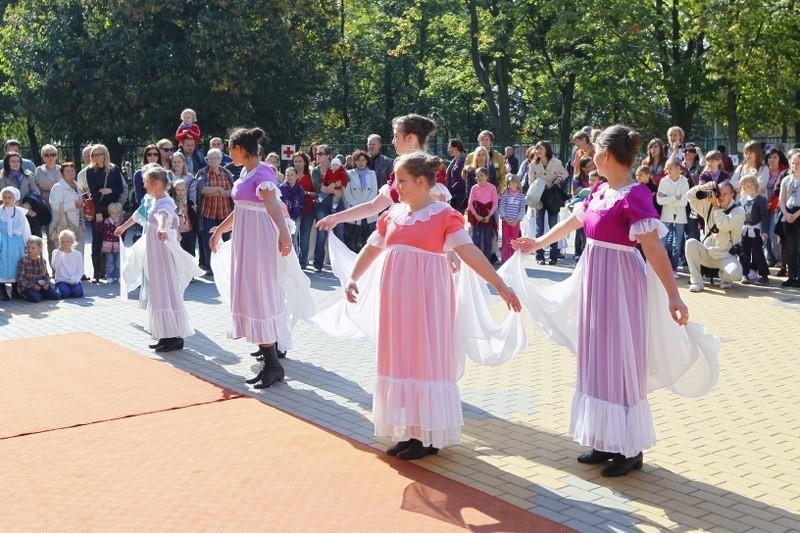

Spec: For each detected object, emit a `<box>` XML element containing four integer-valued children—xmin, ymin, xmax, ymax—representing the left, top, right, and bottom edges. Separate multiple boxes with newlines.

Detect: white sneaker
<box><xmin>689</xmin><ymin>283</ymin><xmax>704</xmax><ymax>293</ymax></box>
<box><xmin>673</xmin><ymin>272</ymin><xmax>680</xmax><ymax>279</ymax></box>
<box><xmin>719</xmin><ymin>280</ymin><xmax>732</xmax><ymax>289</ymax></box>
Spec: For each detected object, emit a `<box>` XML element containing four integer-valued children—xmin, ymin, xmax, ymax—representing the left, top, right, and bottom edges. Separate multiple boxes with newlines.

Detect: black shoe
<box><xmin>253</xmin><ymin>345</ymin><xmax>284</xmax><ymax>389</ymax></box>
<box><xmin>0</xmin><ymin>285</ymin><xmax>8</xmax><ymax>301</ymax></box>
<box><xmin>91</xmin><ymin>278</ymin><xmax>100</xmax><ymax>284</ymax></box>
<box><xmin>276</xmin><ymin>347</ymin><xmax>286</xmax><ymax>359</ymax></box>
<box><xmin>149</xmin><ymin>338</ymin><xmax>168</xmax><ymax>349</ymax></box>
<box><xmin>245</xmin><ymin>365</ymin><xmax>266</xmax><ymax>385</ymax></box>
<box><xmin>776</xmin><ymin>268</ymin><xmax>787</xmax><ymax>277</ymax></box>
<box><xmin>154</xmin><ymin>338</ymin><xmax>184</xmax><ymax>353</ymax></box>
<box><xmin>396</xmin><ymin>439</ymin><xmax>438</xmax><ymax>460</ymax></box>
<box><xmin>536</xmin><ymin>259</ymin><xmax>546</xmax><ymax>265</ymax></box>
<box><xmin>10</xmin><ymin>284</ymin><xmax>23</xmax><ymax>299</ymax></box>
<box><xmin>781</xmin><ymin>278</ymin><xmax>797</xmax><ymax>288</ymax></box>
<box><xmin>601</xmin><ymin>452</ymin><xmax>643</xmax><ymax>477</ymax></box>
<box><xmin>548</xmin><ymin>258</ymin><xmax>558</xmax><ymax>265</ymax></box>
<box><xmin>793</xmin><ymin>279</ymin><xmax>800</xmax><ymax>288</ymax></box>
<box><xmin>386</xmin><ymin>440</ymin><xmax>414</xmax><ymax>457</ymax></box>
<box><xmin>577</xmin><ymin>449</ymin><xmax>620</xmax><ymax>464</ymax></box>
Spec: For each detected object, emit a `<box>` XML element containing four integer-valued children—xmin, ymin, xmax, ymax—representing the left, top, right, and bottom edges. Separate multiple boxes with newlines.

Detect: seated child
<box><xmin>52</xmin><ymin>229</ymin><xmax>84</xmax><ymax>298</ymax></box>
<box><xmin>17</xmin><ymin>236</ymin><xmax>61</xmax><ymax>302</ymax></box>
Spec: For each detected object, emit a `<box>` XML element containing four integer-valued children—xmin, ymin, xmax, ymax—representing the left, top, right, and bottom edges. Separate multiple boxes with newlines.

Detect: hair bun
<box><xmin>627</xmin><ymin>130</ymin><xmax>643</xmax><ymax>153</ymax></box>
<box><xmin>250</xmin><ymin>128</ymin><xmax>265</xmax><ymax>141</ymax></box>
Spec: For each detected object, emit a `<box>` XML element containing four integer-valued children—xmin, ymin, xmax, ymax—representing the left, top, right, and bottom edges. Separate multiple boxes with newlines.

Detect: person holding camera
<box><xmin>685</xmin><ymin>181</ymin><xmax>745</xmax><ymax>292</ymax></box>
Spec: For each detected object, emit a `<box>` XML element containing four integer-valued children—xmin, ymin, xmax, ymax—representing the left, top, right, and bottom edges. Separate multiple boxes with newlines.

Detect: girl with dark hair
<box><xmin>210</xmin><ymin>127</ymin><xmax>311</xmax><ymax>389</ymax></box>
<box><xmin>446</xmin><ymin>139</ymin><xmax>467</xmax><ymax>212</ymax></box>
<box><xmin>292</xmin><ymin>151</ymin><xmax>316</xmax><ymax>268</ymax></box>
<box><xmin>342</xmin><ymin>151</ymin><xmax>520</xmax><ymax>460</ymax></box>
<box><xmin>641</xmin><ymin>138</ymin><xmax>667</xmax><ymax>184</ymax></box>
<box><xmin>511</xmin><ymin>124</ymin><xmax>719</xmax><ymax>477</ymax></box>
<box><xmin>528</xmin><ymin>140</ymin><xmax>569</xmax><ymax>265</ymax></box>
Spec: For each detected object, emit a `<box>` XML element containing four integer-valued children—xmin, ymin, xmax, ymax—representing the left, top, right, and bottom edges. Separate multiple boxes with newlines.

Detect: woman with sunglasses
<box><xmin>156</xmin><ymin>139</ymin><xmax>174</xmax><ymax>173</ymax></box>
<box><xmin>36</xmin><ymin>144</ymin><xmax>62</xmax><ymax>258</ymax></box>
<box><xmin>86</xmin><ymin>144</ymin><xmax>125</xmax><ymax>283</ymax></box>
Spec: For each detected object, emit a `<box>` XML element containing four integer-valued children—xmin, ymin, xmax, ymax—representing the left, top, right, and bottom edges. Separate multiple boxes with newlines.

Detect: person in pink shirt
<box><xmin>467</xmin><ymin>168</ymin><xmax>498</xmax><ymax>260</ymax></box>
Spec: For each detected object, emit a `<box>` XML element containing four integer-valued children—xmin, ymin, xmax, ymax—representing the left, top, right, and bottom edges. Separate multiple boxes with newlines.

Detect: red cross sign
<box><xmin>281</xmin><ymin>144</ymin><xmax>296</xmax><ymax>160</ymax></box>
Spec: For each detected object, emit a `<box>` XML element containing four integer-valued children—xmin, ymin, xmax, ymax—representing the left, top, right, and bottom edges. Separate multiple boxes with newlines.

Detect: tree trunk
<box><xmin>494</xmin><ymin>54</ymin><xmax>512</xmax><ymax>144</ymax></box>
<box><xmin>727</xmin><ymin>88</ymin><xmax>738</xmax><ymax>154</ymax></box>
<box><xmin>795</xmin><ymin>89</ymin><xmax>800</xmax><ymax>144</ymax></box>
<box><xmin>466</xmin><ymin>0</ymin><xmax>500</xmax><ymax>135</ymax></box>
<box><xmin>669</xmin><ymin>96</ymin><xmax>697</xmax><ymax>140</ymax></box>
<box><xmin>25</xmin><ymin>115</ymin><xmax>40</xmax><ymax>166</ymax></box>
<box><xmin>559</xmin><ymin>73</ymin><xmax>576</xmax><ymax>161</ymax></box>
<box><xmin>339</xmin><ymin>0</ymin><xmax>349</xmax><ymax>129</ymax></box>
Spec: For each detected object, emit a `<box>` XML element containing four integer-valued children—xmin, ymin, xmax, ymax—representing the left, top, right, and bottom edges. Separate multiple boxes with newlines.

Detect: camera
<box><xmin>695</xmin><ymin>185</ymin><xmax>719</xmax><ymax>200</ymax></box>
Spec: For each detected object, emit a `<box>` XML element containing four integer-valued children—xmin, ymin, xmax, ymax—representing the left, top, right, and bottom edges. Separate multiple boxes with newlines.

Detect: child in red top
<box><xmin>467</xmin><ymin>168</ymin><xmax>498</xmax><ymax>260</ymax></box>
<box><xmin>322</xmin><ymin>158</ymin><xmax>349</xmax><ymax>212</ymax></box>
<box><xmin>175</xmin><ymin>108</ymin><xmax>201</xmax><ymax>144</ymax></box>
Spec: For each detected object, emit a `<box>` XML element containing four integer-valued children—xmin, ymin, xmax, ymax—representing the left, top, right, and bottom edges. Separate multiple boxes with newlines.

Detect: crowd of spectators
<box><xmin>1</xmin><ymin>116</ymin><xmax>799</xmax><ymax>305</ymax></box>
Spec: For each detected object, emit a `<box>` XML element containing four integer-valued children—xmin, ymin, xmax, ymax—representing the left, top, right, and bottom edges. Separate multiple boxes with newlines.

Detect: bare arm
<box><xmin>209</xmin><ymin>211</ymin><xmax>235</xmax><ymax>252</ymax></box>
<box><xmin>638</xmin><ymin>230</ymin><xmax>688</xmax><ymax>325</ymax></box>
<box><xmin>114</xmin><ymin>214</ymin><xmax>138</xmax><ymax>236</ymax></box>
<box><xmin>260</xmin><ymin>186</ymin><xmax>292</xmax><ymax>256</ymax></box>
<box><xmin>318</xmin><ymin>194</ymin><xmax>393</xmax><ymax>230</ymax></box>
<box><xmin>511</xmin><ymin>213</ymin><xmax>582</xmax><ymax>253</ymax></box>
<box><xmin>344</xmin><ymin>244</ymin><xmax>383</xmax><ymax>303</ymax></box>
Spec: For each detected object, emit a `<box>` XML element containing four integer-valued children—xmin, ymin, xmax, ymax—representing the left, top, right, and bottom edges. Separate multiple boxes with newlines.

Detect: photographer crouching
<box><xmin>685</xmin><ymin>180</ymin><xmax>745</xmax><ymax>292</ymax></box>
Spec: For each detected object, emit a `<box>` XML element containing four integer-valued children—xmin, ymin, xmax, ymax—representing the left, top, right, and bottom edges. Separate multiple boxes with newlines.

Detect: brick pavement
<box><xmin>1</xmin><ymin>246</ymin><xmax>799</xmax><ymax>531</ymax></box>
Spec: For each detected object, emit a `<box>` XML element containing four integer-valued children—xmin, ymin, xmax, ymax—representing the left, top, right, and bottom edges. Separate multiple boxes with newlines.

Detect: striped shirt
<box><xmin>498</xmin><ymin>190</ymin><xmax>526</xmax><ymax>221</ymax></box>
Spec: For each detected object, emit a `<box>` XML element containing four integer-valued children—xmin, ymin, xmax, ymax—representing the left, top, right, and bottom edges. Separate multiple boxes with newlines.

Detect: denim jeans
<box><xmin>661</xmin><ymin>222</ymin><xmax>685</xmax><ymax>271</ymax></box>
<box><xmin>56</xmin><ymin>281</ymin><xmax>84</xmax><ymax>298</ymax></box>
<box><xmin>22</xmin><ymin>286</ymin><xmax>62</xmax><ymax>302</ymax></box>
<box><xmin>105</xmin><ymin>252</ymin><xmax>120</xmax><ymax>279</ymax></box>
<box><xmin>298</xmin><ymin>213</ymin><xmax>315</xmax><ymax>267</ymax></box>
<box><xmin>472</xmin><ymin>225</ymin><xmax>493</xmax><ymax>260</ymax></box>
<box><xmin>202</xmin><ymin>216</ymin><xmax>229</xmax><ymax>271</ymax></box>
<box><xmin>313</xmin><ymin>199</ymin><xmax>345</xmax><ymax>269</ymax></box>
<box><xmin>534</xmin><ymin>208</ymin><xmax>559</xmax><ymax>260</ymax></box>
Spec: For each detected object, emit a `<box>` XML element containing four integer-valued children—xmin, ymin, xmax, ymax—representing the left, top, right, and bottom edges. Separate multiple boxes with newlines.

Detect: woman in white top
<box><xmin>343</xmin><ymin>149</ymin><xmax>378</xmax><ymax>252</ymax></box>
<box><xmin>48</xmin><ymin>163</ymin><xmax>86</xmax><ymax>264</ymax></box>
<box><xmin>528</xmin><ymin>140</ymin><xmax>569</xmax><ymax>265</ymax></box>
<box><xmin>657</xmin><ymin>158</ymin><xmax>690</xmax><ymax>275</ymax></box>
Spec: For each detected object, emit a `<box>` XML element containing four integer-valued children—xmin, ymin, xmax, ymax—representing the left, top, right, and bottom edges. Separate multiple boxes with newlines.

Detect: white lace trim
<box><xmin>366</xmin><ymin>231</ymin><xmax>386</xmax><ymax>249</ymax></box>
<box><xmin>573</xmin><ymin>201</ymin><xmax>587</xmax><ymax>222</ymax></box>
<box><xmin>385</xmin><ymin>201</ymin><xmax>452</xmax><ymax>226</ymax></box>
<box><xmin>256</xmin><ymin>180</ymin><xmax>282</xmax><ymax>198</ymax></box>
<box><xmin>629</xmin><ymin>218</ymin><xmax>668</xmax><ymax>241</ymax></box>
<box><xmin>444</xmin><ymin>229</ymin><xmax>472</xmax><ymax>251</ymax></box>
<box><xmin>378</xmin><ymin>183</ymin><xmax>392</xmax><ymax>199</ymax></box>
<box><xmin>431</xmin><ymin>183</ymin><xmax>452</xmax><ymax>202</ymax></box>
<box><xmin>589</xmin><ymin>182</ymin><xmax>636</xmax><ymax>211</ymax></box>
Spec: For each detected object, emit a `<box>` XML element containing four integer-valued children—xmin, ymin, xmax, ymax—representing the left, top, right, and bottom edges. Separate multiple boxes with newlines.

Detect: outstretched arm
<box><xmin>318</xmin><ymin>194</ymin><xmax>393</xmax><ymax>230</ymax></box>
<box><xmin>511</xmin><ymin>213</ymin><xmax>582</xmax><ymax>254</ymax></box>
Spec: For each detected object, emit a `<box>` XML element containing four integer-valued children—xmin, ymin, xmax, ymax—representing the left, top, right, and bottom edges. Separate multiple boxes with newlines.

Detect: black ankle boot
<box><xmin>253</xmin><ymin>345</ymin><xmax>284</xmax><ymax>389</ymax></box>
<box><xmin>10</xmin><ymin>283</ymin><xmax>23</xmax><ymax>299</ymax></box>
<box><xmin>601</xmin><ymin>452</ymin><xmax>643</xmax><ymax>477</ymax></box>
<box><xmin>250</xmin><ymin>347</ymin><xmax>265</xmax><ymax>358</ymax></box>
<box><xmin>0</xmin><ymin>284</ymin><xmax>9</xmax><ymax>301</ymax></box>
<box><xmin>149</xmin><ymin>338</ymin><xmax>168</xmax><ymax>349</ymax></box>
<box><xmin>245</xmin><ymin>365</ymin><xmax>266</xmax><ymax>385</ymax></box>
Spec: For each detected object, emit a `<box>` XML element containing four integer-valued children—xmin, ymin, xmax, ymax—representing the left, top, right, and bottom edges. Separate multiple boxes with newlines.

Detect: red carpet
<box><xmin>0</xmin><ymin>334</ymin><xmax>568</xmax><ymax>531</ymax></box>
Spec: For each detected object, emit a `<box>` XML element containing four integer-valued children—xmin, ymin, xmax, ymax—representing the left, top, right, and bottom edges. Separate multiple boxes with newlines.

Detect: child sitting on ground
<box><xmin>51</xmin><ymin>229</ymin><xmax>84</xmax><ymax>298</ymax></box>
<box><xmin>17</xmin><ymin>236</ymin><xmax>61</xmax><ymax>302</ymax></box>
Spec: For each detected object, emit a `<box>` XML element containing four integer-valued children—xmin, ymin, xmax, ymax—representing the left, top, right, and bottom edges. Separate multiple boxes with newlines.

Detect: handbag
<box><xmin>82</xmin><ymin>196</ymin><xmax>96</xmax><ymax>220</ymax></box>
<box><xmin>49</xmin><ymin>204</ymin><xmax>79</xmax><ymax>242</ymax></box>
<box><xmin>525</xmin><ymin>178</ymin><xmax>546</xmax><ymax>208</ymax></box>
<box><xmin>540</xmin><ymin>185</ymin><xmax>570</xmax><ymax>215</ymax></box>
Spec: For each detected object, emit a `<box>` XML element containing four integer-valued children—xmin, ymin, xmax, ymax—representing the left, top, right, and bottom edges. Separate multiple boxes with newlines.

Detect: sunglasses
<box><xmin>160</xmin><ymin>147</ymin><xmax>174</xmax><ymax>152</ymax></box>
<box><xmin>146</xmin><ymin>152</ymin><xmax>159</xmax><ymax>157</ymax></box>
<box><xmin>44</xmin><ymin>153</ymin><xmax>58</xmax><ymax>157</ymax></box>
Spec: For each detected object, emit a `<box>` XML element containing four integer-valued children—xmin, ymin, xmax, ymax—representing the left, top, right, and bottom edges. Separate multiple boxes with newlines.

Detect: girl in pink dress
<box><xmin>344</xmin><ymin>151</ymin><xmax>521</xmax><ymax>460</ymax></box>
<box><xmin>209</xmin><ymin>128</ymin><xmax>294</xmax><ymax>389</ymax></box>
<box><xmin>512</xmin><ymin>125</ymin><xmax>699</xmax><ymax>477</ymax></box>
